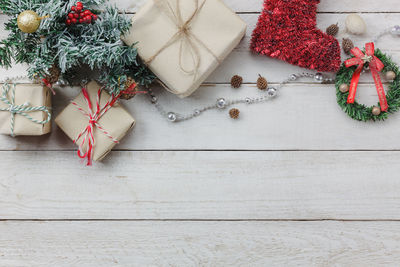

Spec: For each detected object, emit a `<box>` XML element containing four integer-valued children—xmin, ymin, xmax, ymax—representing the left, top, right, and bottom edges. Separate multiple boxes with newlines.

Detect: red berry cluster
<box><xmin>66</xmin><ymin>2</ymin><xmax>98</xmax><ymax>25</ymax></box>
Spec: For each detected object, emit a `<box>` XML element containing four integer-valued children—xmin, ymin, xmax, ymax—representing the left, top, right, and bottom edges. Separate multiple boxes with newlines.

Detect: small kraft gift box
<box><xmin>55</xmin><ymin>81</ymin><xmax>135</xmax><ymax>165</ymax></box>
<box><xmin>122</xmin><ymin>0</ymin><xmax>247</xmax><ymax>98</ymax></box>
<box><xmin>0</xmin><ymin>83</ymin><xmax>52</xmax><ymax>136</ymax></box>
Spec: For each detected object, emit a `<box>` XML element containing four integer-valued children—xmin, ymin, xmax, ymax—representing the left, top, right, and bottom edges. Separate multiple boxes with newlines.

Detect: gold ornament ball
<box><xmin>386</xmin><ymin>71</ymin><xmax>396</xmax><ymax>81</ymax></box>
<box><xmin>339</xmin><ymin>83</ymin><xmax>349</xmax><ymax>93</ymax></box>
<box><xmin>372</xmin><ymin>106</ymin><xmax>381</xmax><ymax>116</ymax></box>
<box><xmin>17</xmin><ymin>10</ymin><xmax>41</xmax><ymax>33</ymax></box>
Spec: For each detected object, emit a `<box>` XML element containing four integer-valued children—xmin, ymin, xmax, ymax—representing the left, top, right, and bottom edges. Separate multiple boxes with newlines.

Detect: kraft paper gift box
<box><xmin>55</xmin><ymin>81</ymin><xmax>135</xmax><ymax>163</ymax></box>
<box><xmin>122</xmin><ymin>0</ymin><xmax>247</xmax><ymax>98</ymax></box>
<box><xmin>0</xmin><ymin>84</ymin><xmax>51</xmax><ymax>136</ymax></box>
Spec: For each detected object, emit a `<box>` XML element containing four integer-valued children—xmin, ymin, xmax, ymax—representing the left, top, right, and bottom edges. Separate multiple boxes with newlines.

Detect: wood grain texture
<box><xmin>1</xmin><ymin>221</ymin><xmax>400</xmax><ymax>267</ymax></box>
<box><xmin>1</xmin><ymin>151</ymin><xmax>400</xmax><ymax>220</ymax></box>
<box><xmin>0</xmin><ymin>0</ymin><xmax>399</xmax><ymax>265</ymax></box>
<box><xmin>2</xmin><ymin>13</ymin><xmax>400</xmax><ymax>84</ymax></box>
<box><xmin>109</xmin><ymin>0</ymin><xmax>400</xmax><ymax>13</ymax></box>
<box><xmin>0</xmin><ymin>83</ymin><xmax>400</xmax><ymax>151</ymax></box>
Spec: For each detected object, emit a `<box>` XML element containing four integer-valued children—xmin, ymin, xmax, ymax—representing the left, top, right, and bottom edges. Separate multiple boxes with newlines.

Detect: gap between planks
<box><xmin>6</xmin><ymin>149</ymin><xmax>400</xmax><ymax>152</ymax></box>
<box><xmin>2</xmin><ymin>219</ymin><xmax>400</xmax><ymax>222</ymax></box>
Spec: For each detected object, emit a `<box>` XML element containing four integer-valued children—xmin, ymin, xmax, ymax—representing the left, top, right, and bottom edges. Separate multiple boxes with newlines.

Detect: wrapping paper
<box><xmin>55</xmin><ymin>81</ymin><xmax>135</xmax><ymax>162</ymax></box>
<box><xmin>0</xmin><ymin>84</ymin><xmax>51</xmax><ymax>136</ymax></box>
<box><xmin>122</xmin><ymin>0</ymin><xmax>247</xmax><ymax>98</ymax></box>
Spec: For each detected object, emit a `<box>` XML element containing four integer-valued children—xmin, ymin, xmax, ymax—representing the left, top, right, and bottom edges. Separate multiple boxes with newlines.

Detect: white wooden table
<box><xmin>1</xmin><ymin>0</ymin><xmax>400</xmax><ymax>266</ymax></box>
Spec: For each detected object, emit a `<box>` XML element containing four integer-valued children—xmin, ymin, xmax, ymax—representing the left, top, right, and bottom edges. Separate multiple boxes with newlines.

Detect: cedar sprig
<box><xmin>0</xmin><ymin>0</ymin><xmax>155</xmax><ymax>95</ymax></box>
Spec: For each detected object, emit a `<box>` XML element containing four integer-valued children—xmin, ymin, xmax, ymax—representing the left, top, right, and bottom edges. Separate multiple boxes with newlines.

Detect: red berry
<box><xmin>83</xmin><ymin>10</ymin><xmax>90</xmax><ymax>16</ymax></box>
<box><xmin>68</xmin><ymin>13</ymin><xmax>74</xmax><ymax>19</ymax></box>
<box><xmin>76</xmin><ymin>6</ymin><xmax>82</xmax><ymax>12</ymax></box>
<box><xmin>74</xmin><ymin>13</ymin><xmax>79</xmax><ymax>18</ymax></box>
<box><xmin>71</xmin><ymin>6</ymin><xmax>76</xmax><ymax>11</ymax></box>
<box><xmin>77</xmin><ymin>2</ymin><xmax>83</xmax><ymax>6</ymax></box>
<box><xmin>92</xmin><ymin>14</ymin><xmax>97</xmax><ymax>20</ymax></box>
<box><xmin>71</xmin><ymin>18</ymin><xmax>77</xmax><ymax>24</ymax></box>
<box><xmin>79</xmin><ymin>18</ymin><xmax>84</xmax><ymax>23</ymax></box>
<box><xmin>66</xmin><ymin>19</ymin><xmax>71</xmax><ymax>25</ymax></box>
<box><xmin>86</xmin><ymin>16</ymin><xmax>92</xmax><ymax>23</ymax></box>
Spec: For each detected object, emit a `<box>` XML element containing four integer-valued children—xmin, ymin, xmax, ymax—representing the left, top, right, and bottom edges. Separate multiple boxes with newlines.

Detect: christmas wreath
<box><xmin>0</xmin><ymin>0</ymin><xmax>154</xmax><ymax>97</ymax></box>
<box><xmin>336</xmin><ymin>42</ymin><xmax>400</xmax><ymax>121</ymax></box>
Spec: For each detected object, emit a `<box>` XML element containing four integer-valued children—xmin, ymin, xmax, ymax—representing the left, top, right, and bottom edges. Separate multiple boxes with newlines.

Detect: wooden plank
<box><xmin>1</xmin><ymin>13</ymin><xmax>400</xmax><ymax>84</ymax></box>
<box><xmin>1</xmin><ymin>151</ymin><xmax>400</xmax><ymax>220</ymax></box>
<box><xmin>2</xmin><ymin>0</ymin><xmax>397</xmax><ymax>13</ymax></box>
<box><xmin>0</xmin><ymin>83</ymin><xmax>399</xmax><ymax>151</ymax></box>
<box><xmin>1</xmin><ymin>220</ymin><xmax>400</xmax><ymax>266</ymax></box>
<box><xmin>111</xmin><ymin>0</ymin><xmax>400</xmax><ymax>13</ymax></box>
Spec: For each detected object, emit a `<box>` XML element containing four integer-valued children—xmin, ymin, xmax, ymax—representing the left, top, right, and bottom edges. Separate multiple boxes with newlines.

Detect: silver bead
<box><xmin>56</xmin><ymin>79</ymin><xmax>67</xmax><ymax>86</ymax></box>
<box><xmin>167</xmin><ymin>112</ymin><xmax>177</xmax><ymax>122</ymax></box>
<box><xmin>80</xmin><ymin>79</ymin><xmax>89</xmax><ymax>87</ymax></box>
<box><xmin>290</xmin><ymin>74</ymin><xmax>297</xmax><ymax>81</ymax></box>
<box><xmin>267</xmin><ymin>88</ymin><xmax>277</xmax><ymax>97</ymax></box>
<box><xmin>314</xmin><ymin>73</ymin><xmax>324</xmax><ymax>82</ymax></box>
<box><xmin>194</xmin><ymin>109</ymin><xmax>201</xmax><ymax>116</ymax></box>
<box><xmin>245</xmin><ymin>97</ymin><xmax>252</xmax><ymax>104</ymax></box>
<box><xmin>391</xmin><ymin>25</ymin><xmax>400</xmax><ymax>36</ymax></box>
<box><xmin>216</xmin><ymin>98</ymin><xmax>227</xmax><ymax>109</ymax></box>
<box><xmin>151</xmin><ymin>96</ymin><xmax>158</xmax><ymax>104</ymax></box>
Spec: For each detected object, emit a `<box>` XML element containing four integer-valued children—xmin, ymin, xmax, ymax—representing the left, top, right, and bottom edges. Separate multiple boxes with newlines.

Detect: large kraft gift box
<box><xmin>122</xmin><ymin>0</ymin><xmax>247</xmax><ymax>98</ymax></box>
<box><xmin>55</xmin><ymin>81</ymin><xmax>135</xmax><ymax>162</ymax></box>
<box><xmin>0</xmin><ymin>84</ymin><xmax>51</xmax><ymax>136</ymax></box>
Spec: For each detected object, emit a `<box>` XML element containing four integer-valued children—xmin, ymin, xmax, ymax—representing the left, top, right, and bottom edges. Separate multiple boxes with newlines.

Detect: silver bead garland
<box><xmin>0</xmin><ymin>76</ymin><xmax>29</xmax><ymax>84</ymax></box>
<box><xmin>149</xmin><ymin>72</ymin><xmax>334</xmax><ymax>123</ymax></box>
<box><xmin>373</xmin><ymin>25</ymin><xmax>400</xmax><ymax>43</ymax></box>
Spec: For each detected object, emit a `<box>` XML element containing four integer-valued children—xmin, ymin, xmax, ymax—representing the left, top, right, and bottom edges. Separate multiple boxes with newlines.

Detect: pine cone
<box><xmin>257</xmin><ymin>75</ymin><xmax>268</xmax><ymax>90</ymax></box>
<box><xmin>326</xmin><ymin>23</ymin><xmax>339</xmax><ymax>36</ymax></box>
<box><xmin>342</xmin><ymin>38</ymin><xmax>354</xmax><ymax>55</ymax></box>
<box><xmin>231</xmin><ymin>75</ymin><xmax>243</xmax><ymax>88</ymax></box>
<box><xmin>45</xmin><ymin>65</ymin><xmax>61</xmax><ymax>84</ymax></box>
<box><xmin>229</xmin><ymin>108</ymin><xmax>240</xmax><ymax>119</ymax></box>
<box><xmin>120</xmin><ymin>77</ymin><xmax>138</xmax><ymax>100</ymax></box>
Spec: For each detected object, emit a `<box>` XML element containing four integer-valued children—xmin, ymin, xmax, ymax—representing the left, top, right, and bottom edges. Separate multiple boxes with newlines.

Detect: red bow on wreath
<box><xmin>345</xmin><ymin>42</ymin><xmax>388</xmax><ymax>112</ymax></box>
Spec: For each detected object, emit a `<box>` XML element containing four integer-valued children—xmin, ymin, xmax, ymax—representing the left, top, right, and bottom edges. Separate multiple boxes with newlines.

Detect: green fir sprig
<box><xmin>0</xmin><ymin>0</ymin><xmax>154</xmax><ymax>95</ymax></box>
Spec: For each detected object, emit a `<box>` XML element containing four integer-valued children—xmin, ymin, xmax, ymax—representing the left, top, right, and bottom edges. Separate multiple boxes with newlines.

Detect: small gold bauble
<box><xmin>386</xmin><ymin>71</ymin><xmax>396</xmax><ymax>81</ymax></box>
<box><xmin>339</xmin><ymin>84</ymin><xmax>349</xmax><ymax>93</ymax></box>
<box><xmin>17</xmin><ymin>10</ymin><xmax>41</xmax><ymax>33</ymax></box>
<box><xmin>372</xmin><ymin>106</ymin><xmax>381</xmax><ymax>116</ymax></box>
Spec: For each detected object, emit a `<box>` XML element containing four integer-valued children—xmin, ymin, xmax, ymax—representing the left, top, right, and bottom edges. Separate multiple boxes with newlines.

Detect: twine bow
<box><xmin>345</xmin><ymin>42</ymin><xmax>388</xmax><ymax>112</ymax></box>
<box><xmin>0</xmin><ymin>83</ymin><xmax>51</xmax><ymax>137</ymax></box>
<box><xmin>145</xmin><ymin>0</ymin><xmax>221</xmax><ymax>81</ymax></box>
<box><xmin>71</xmin><ymin>87</ymin><xmax>120</xmax><ymax>166</ymax></box>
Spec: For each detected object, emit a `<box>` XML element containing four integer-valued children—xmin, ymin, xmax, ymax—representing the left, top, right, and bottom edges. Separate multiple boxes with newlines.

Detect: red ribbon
<box><xmin>42</xmin><ymin>78</ymin><xmax>56</xmax><ymax>95</ymax></box>
<box><xmin>72</xmin><ymin>87</ymin><xmax>120</xmax><ymax>166</ymax></box>
<box><xmin>345</xmin><ymin>42</ymin><xmax>387</xmax><ymax>112</ymax></box>
<box><xmin>71</xmin><ymin>86</ymin><xmax>146</xmax><ymax>166</ymax></box>
<box><xmin>120</xmin><ymin>80</ymin><xmax>147</xmax><ymax>98</ymax></box>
